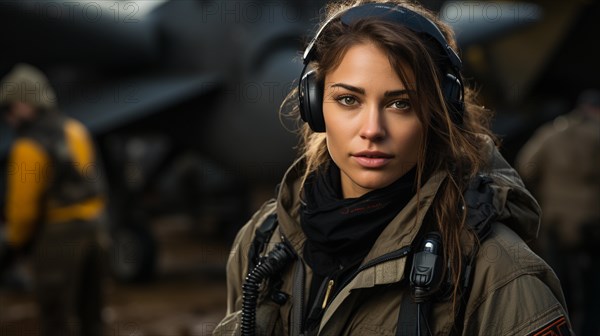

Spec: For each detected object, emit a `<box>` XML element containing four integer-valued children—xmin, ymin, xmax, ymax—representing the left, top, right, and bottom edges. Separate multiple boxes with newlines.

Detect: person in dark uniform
<box><xmin>517</xmin><ymin>89</ymin><xmax>600</xmax><ymax>335</ymax></box>
<box><xmin>0</xmin><ymin>63</ymin><xmax>108</xmax><ymax>336</ymax></box>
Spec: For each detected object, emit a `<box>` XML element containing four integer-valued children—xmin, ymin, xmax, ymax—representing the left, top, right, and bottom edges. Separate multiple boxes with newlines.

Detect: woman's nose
<box><xmin>359</xmin><ymin>105</ymin><xmax>386</xmax><ymax>141</ymax></box>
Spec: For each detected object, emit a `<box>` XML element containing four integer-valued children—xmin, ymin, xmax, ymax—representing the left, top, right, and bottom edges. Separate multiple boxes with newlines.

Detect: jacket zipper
<box><xmin>321</xmin><ymin>279</ymin><xmax>335</xmax><ymax>309</ymax></box>
<box><xmin>323</xmin><ymin>245</ymin><xmax>412</xmax><ymax>312</ymax></box>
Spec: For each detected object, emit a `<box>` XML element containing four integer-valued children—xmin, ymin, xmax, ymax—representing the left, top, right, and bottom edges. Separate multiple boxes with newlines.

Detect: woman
<box><xmin>214</xmin><ymin>1</ymin><xmax>572</xmax><ymax>335</ymax></box>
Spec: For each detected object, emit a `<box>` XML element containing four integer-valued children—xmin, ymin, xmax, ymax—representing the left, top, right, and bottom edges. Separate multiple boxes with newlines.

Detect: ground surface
<box><xmin>0</xmin><ymin>215</ymin><xmax>230</xmax><ymax>336</ymax></box>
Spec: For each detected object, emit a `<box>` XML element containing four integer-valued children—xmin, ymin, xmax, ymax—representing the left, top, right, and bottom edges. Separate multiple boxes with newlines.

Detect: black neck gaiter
<box><xmin>301</xmin><ymin>163</ymin><xmax>417</xmax><ymax>277</ymax></box>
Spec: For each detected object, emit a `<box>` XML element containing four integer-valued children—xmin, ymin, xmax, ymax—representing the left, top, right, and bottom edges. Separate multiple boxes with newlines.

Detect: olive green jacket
<box><xmin>214</xmin><ymin>137</ymin><xmax>572</xmax><ymax>335</ymax></box>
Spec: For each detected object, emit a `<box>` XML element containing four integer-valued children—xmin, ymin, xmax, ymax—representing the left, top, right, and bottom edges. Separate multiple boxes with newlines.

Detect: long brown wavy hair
<box><xmin>280</xmin><ymin>0</ymin><xmax>496</xmax><ymax>315</ymax></box>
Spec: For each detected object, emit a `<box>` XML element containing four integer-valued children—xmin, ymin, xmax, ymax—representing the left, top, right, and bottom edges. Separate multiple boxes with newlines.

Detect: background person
<box><xmin>0</xmin><ymin>63</ymin><xmax>108</xmax><ymax>336</ymax></box>
<box><xmin>516</xmin><ymin>89</ymin><xmax>600</xmax><ymax>336</ymax></box>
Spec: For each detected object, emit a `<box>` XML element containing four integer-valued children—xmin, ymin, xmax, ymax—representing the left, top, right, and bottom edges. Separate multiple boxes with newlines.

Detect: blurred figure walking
<box><xmin>516</xmin><ymin>89</ymin><xmax>600</xmax><ymax>335</ymax></box>
<box><xmin>0</xmin><ymin>64</ymin><xmax>108</xmax><ymax>336</ymax></box>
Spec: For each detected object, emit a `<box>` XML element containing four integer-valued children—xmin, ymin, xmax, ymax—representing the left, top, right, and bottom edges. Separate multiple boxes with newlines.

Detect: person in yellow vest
<box><xmin>0</xmin><ymin>63</ymin><xmax>107</xmax><ymax>336</ymax></box>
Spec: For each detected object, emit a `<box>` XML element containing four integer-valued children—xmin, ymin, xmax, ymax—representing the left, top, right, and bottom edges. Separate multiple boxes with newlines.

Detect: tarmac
<box><xmin>0</xmin><ymin>214</ymin><xmax>230</xmax><ymax>336</ymax></box>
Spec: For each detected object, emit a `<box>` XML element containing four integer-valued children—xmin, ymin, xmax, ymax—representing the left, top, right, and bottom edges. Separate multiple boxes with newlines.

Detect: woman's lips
<box><xmin>351</xmin><ymin>151</ymin><xmax>393</xmax><ymax>168</ymax></box>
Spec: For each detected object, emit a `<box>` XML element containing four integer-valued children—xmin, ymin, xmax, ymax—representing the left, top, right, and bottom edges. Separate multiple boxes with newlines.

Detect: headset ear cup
<box><xmin>299</xmin><ymin>70</ymin><xmax>326</xmax><ymax>132</ymax></box>
<box><xmin>442</xmin><ymin>73</ymin><xmax>464</xmax><ymax>124</ymax></box>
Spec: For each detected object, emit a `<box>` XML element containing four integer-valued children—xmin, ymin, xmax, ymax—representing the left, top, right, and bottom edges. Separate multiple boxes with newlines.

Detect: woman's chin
<box><xmin>349</xmin><ymin>174</ymin><xmax>398</xmax><ymax>192</ymax></box>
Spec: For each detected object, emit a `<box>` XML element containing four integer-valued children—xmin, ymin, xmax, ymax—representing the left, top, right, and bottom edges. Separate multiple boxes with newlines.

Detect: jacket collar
<box><xmin>479</xmin><ymin>135</ymin><xmax>541</xmax><ymax>242</ymax></box>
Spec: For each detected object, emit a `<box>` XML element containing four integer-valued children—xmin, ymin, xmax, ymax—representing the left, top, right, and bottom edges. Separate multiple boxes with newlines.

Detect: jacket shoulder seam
<box><xmin>464</xmin><ymin>270</ymin><xmax>557</xmax><ymax>323</ymax></box>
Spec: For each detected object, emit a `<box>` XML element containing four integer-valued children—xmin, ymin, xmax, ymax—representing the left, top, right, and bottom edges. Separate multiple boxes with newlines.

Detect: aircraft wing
<box><xmin>0</xmin><ymin>75</ymin><xmax>222</xmax><ymax>158</ymax></box>
<box><xmin>61</xmin><ymin>74</ymin><xmax>221</xmax><ymax>134</ymax></box>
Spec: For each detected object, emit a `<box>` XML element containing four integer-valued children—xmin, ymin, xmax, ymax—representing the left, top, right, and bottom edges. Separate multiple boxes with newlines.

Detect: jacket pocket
<box><xmin>256</xmin><ymin>300</ymin><xmax>284</xmax><ymax>335</ymax></box>
<box><xmin>213</xmin><ymin>302</ymin><xmax>283</xmax><ymax>336</ymax></box>
<box><xmin>213</xmin><ymin>311</ymin><xmax>242</xmax><ymax>336</ymax></box>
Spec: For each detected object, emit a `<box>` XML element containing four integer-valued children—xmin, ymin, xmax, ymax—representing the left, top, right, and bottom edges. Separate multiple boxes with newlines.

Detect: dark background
<box><xmin>0</xmin><ymin>1</ymin><xmax>598</xmax><ymax>335</ymax></box>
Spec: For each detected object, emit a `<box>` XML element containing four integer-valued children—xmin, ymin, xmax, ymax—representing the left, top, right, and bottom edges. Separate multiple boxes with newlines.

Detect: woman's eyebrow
<box><xmin>384</xmin><ymin>89</ymin><xmax>411</xmax><ymax>97</ymax></box>
<box><xmin>329</xmin><ymin>83</ymin><xmax>365</xmax><ymax>95</ymax></box>
<box><xmin>329</xmin><ymin>83</ymin><xmax>410</xmax><ymax>98</ymax></box>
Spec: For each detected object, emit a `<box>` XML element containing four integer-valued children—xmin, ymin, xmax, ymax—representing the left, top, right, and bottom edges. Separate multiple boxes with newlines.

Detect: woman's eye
<box><xmin>337</xmin><ymin>96</ymin><xmax>357</xmax><ymax>106</ymax></box>
<box><xmin>391</xmin><ymin>100</ymin><xmax>411</xmax><ymax>110</ymax></box>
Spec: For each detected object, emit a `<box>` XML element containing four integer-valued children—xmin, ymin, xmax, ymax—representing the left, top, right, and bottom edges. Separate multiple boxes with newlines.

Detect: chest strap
<box><xmin>396</xmin><ymin>175</ymin><xmax>497</xmax><ymax>336</ymax></box>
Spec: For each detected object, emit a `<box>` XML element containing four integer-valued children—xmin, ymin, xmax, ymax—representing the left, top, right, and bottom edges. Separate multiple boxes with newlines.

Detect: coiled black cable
<box><xmin>241</xmin><ymin>242</ymin><xmax>295</xmax><ymax>336</ymax></box>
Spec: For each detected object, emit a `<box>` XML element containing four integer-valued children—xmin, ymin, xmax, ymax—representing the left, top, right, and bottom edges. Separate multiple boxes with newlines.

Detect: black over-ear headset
<box><xmin>298</xmin><ymin>2</ymin><xmax>464</xmax><ymax>132</ymax></box>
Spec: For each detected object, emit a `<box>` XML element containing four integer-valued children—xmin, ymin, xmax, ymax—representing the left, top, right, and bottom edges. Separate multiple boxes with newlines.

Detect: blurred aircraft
<box><xmin>0</xmin><ymin>0</ymin><xmax>598</xmax><ymax>281</ymax></box>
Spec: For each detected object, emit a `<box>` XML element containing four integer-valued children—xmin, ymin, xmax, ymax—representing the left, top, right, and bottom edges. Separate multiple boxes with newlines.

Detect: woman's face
<box><xmin>323</xmin><ymin>42</ymin><xmax>423</xmax><ymax>198</ymax></box>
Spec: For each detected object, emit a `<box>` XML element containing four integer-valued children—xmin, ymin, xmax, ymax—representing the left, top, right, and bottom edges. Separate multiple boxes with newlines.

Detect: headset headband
<box><xmin>302</xmin><ymin>2</ymin><xmax>462</xmax><ymax>71</ymax></box>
